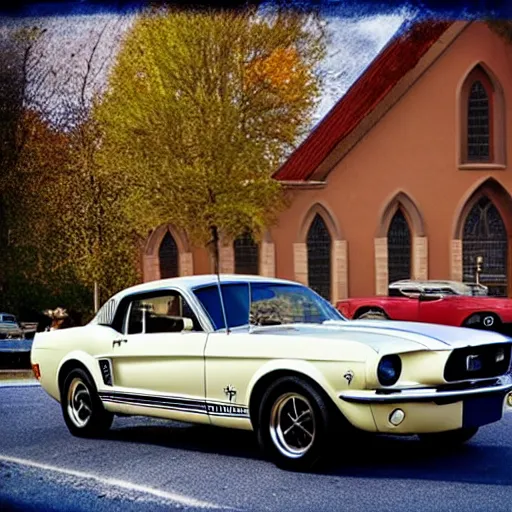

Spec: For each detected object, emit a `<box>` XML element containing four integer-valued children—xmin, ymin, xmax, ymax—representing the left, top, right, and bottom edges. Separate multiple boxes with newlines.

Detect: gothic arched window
<box><xmin>307</xmin><ymin>214</ymin><xmax>332</xmax><ymax>300</ymax></box>
<box><xmin>387</xmin><ymin>209</ymin><xmax>411</xmax><ymax>284</ymax></box>
<box><xmin>234</xmin><ymin>231</ymin><xmax>259</xmax><ymax>275</ymax></box>
<box><xmin>462</xmin><ymin>196</ymin><xmax>507</xmax><ymax>296</ymax></box>
<box><xmin>159</xmin><ymin>231</ymin><xmax>179</xmax><ymax>278</ymax></box>
<box><xmin>467</xmin><ymin>80</ymin><xmax>491</xmax><ymax>162</ymax></box>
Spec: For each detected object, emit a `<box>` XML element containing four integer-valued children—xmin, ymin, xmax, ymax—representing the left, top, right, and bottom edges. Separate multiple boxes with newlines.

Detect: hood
<box><xmin>329</xmin><ymin>319</ymin><xmax>511</xmax><ymax>352</ymax></box>
<box><xmin>249</xmin><ymin>320</ymin><xmax>512</xmax><ymax>354</ymax></box>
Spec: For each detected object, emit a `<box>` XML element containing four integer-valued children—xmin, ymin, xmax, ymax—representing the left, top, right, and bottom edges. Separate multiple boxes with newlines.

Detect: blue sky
<box><xmin>0</xmin><ymin>6</ymin><xmax>411</xmax><ymax>129</ymax></box>
<box><xmin>314</xmin><ymin>11</ymin><xmax>409</xmax><ymax>123</ymax></box>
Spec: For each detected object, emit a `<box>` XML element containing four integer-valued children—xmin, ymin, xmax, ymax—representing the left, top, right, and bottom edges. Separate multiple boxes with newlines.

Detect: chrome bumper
<box><xmin>339</xmin><ymin>375</ymin><xmax>512</xmax><ymax>404</ymax></box>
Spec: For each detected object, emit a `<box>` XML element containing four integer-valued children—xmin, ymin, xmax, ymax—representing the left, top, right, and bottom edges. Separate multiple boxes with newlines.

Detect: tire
<box><xmin>356</xmin><ymin>309</ymin><xmax>388</xmax><ymax>320</ymax></box>
<box><xmin>463</xmin><ymin>313</ymin><xmax>501</xmax><ymax>331</ymax></box>
<box><xmin>256</xmin><ymin>376</ymin><xmax>336</xmax><ymax>471</ymax></box>
<box><xmin>417</xmin><ymin>426</ymin><xmax>479</xmax><ymax>446</ymax></box>
<box><xmin>61</xmin><ymin>368</ymin><xmax>114</xmax><ymax>438</ymax></box>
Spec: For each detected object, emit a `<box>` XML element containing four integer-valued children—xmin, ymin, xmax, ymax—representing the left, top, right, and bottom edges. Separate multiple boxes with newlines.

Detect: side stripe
<box><xmin>98</xmin><ymin>391</ymin><xmax>250</xmax><ymax>418</ymax></box>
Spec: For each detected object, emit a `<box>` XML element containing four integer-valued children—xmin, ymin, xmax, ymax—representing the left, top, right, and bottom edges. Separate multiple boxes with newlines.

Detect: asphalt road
<box><xmin>1</xmin><ymin>384</ymin><xmax>512</xmax><ymax>512</ymax></box>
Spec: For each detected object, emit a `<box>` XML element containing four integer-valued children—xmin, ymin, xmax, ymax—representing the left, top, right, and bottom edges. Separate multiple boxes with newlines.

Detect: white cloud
<box><xmin>1</xmin><ymin>7</ymin><xmax>413</xmax><ymax>130</ymax></box>
<box><xmin>313</xmin><ymin>11</ymin><xmax>412</xmax><ymax>125</ymax></box>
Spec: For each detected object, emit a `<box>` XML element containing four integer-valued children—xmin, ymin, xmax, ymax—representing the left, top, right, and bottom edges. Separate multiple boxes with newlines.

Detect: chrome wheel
<box><xmin>67</xmin><ymin>377</ymin><xmax>93</xmax><ymax>428</ymax></box>
<box><xmin>269</xmin><ymin>393</ymin><xmax>316</xmax><ymax>458</ymax></box>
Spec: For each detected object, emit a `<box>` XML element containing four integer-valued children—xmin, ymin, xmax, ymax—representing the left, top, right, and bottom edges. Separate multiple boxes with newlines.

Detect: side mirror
<box><xmin>182</xmin><ymin>317</ymin><xmax>194</xmax><ymax>331</ymax></box>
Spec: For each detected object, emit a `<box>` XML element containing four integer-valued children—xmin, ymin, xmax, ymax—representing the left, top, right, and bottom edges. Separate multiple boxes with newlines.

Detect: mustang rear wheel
<box><xmin>61</xmin><ymin>368</ymin><xmax>113</xmax><ymax>437</ymax></box>
<box><xmin>417</xmin><ymin>426</ymin><xmax>479</xmax><ymax>446</ymax></box>
<box><xmin>257</xmin><ymin>377</ymin><xmax>336</xmax><ymax>471</ymax></box>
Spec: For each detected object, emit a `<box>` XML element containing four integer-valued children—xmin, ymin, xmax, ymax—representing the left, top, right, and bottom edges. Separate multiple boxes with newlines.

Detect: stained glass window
<box><xmin>234</xmin><ymin>231</ymin><xmax>259</xmax><ymax>275</ymax></box>
<box><xmin>463</xmin><ymin>196</ymin><xmax>507</xmax><ymax>296</ymax></box>
<box><xmin>387</xmin><ymin>209</ymin><xmax>411</xmax><ymax>284</ymax></box>
<box><xmin>467</xmin><ymin>80</ymin><xmax>490</xmax><ymax>162</ymax></box>
<box><xmin>307</xmin><ymin>214</ymin><xmax>331</xmax><ymax>301</ymax></box>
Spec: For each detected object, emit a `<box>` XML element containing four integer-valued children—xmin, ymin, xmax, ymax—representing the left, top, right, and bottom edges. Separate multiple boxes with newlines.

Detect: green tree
<box><xmin>95</xmin><ymin>5</ymin><xmax>326</xmax><ymax>271</ymax></box>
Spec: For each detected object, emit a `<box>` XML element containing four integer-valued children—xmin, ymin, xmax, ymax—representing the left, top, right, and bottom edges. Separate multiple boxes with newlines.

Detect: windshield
<box><xmin>193</xmin><ymin>282</ymin><xmax>345</xmax><ymax>331</ymax></box>
<box><xmin>1</xmin><ymin>315</ymin><xmax>16</xmax><ymax>323</ymax></box>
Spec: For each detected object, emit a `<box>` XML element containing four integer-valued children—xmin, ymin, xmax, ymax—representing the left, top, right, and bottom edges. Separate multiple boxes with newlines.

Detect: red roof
<box><xmin>273</xmin><ymin>20</ymin><xmax>454</xmax><ymax>182</ymax></box>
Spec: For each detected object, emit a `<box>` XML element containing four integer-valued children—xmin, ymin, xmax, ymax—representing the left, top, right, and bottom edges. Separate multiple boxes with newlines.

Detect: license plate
<box><xmin>463</xmin><ymin>393</ymin><xmax>504</xmax><ymax>428</ymax></box>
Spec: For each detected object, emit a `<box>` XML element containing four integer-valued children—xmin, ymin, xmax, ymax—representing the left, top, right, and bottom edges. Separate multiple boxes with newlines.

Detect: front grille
<box><xmin>444</xmin><ymin>343</ymin><xmax>512</xmax><ymax>382</ymax></box>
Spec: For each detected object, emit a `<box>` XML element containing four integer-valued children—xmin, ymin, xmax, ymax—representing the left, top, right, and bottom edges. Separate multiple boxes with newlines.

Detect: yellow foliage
<box><xmin>245</xmin><ymin>46</ymin><xmax>312</xmax><ymax>102</ymax></box>
<box><xmin>94</xmin><ymin>6</ymin><xmax>325</xmax><ymax>266</ymax></box>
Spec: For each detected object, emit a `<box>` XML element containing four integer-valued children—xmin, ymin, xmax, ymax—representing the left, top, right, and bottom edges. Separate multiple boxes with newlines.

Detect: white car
<box><xmin>0</xmin><ymin>312</ymin><xmax>24</xmax><ymax>340</ymax></box>
<box><xmin>31</xmin><ymin>275</ymin><xmax>512</xmax><ymax>470</ymax></box>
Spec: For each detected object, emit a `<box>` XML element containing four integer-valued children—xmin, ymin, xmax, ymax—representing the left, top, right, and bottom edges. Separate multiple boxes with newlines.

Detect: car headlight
<box><xmin>377</xmin><ymin>355</ymin><xmax>402</xmax><ymax>386</ymax></box>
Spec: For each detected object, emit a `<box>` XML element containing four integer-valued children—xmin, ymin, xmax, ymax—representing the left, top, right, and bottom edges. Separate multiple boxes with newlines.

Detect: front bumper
<box><xmin>339</xmin><ymin>374</ymin><xmax>512</xmax><ymax>404</ymax></box>
<box><xmin>339</xmin><ymin>375</ymin><xmax>512</xmax><ymax>434</ymax></box>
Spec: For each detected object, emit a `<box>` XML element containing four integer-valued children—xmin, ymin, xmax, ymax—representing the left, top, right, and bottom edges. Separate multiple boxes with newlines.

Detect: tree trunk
<box><xmin>93</xmin><ymin>281</ymin><xmax>100</xmax><ymax>312</ymax></box>
<box><xmin>210</xmin><ymin>225</ymin><xmax>220</xmax><ymax>275</ymax></box>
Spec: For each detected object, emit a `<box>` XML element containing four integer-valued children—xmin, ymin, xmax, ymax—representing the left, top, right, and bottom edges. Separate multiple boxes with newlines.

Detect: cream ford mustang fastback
<box><xmin>31</xmin><ymin>275</ymin><xmax>512</xmax><ymax>470</ymax></box>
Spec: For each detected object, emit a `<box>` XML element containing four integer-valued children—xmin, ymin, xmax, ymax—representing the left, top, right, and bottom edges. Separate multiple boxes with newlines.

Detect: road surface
<box><xmin>1</xmin><ymin>384</ymin><xmax>511</xmax><ymax>511</ymax></box>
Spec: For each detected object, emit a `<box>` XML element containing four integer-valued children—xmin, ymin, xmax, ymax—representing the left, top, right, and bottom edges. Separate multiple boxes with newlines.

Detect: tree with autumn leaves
<box><xmin>0</xmin><ymin>6</ymin><xmax>325</xmax><ymax>319</ymax></box>
<box><xmin>94</xmin><ymin>5</ymin><xmax>326</xmax><ymax>272</ymax></box>
<box><xmin>1</xmin><ymin>107</ymin><xmax>143</xmax><ymax>318</ymax></box>
<box><xmin>0</xmin><ymin>21</ymin><xmax>142</xmax><ymax>318</ymax></box>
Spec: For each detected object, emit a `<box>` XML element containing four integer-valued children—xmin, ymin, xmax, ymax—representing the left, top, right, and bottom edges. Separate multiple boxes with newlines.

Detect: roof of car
<box><xmin>389</xmin><ymin>280</ymin><xmax>487</xmax><ymax>295</ymax></box>
<box><xmin>389</xmin><ymin>280</ymin><xmax>466</xmax><ymax>288</ymax></box>
<box><xmin>113</xmin><ymin>274</ymin><xmax>300</xmax><ymax>299</ymax></box>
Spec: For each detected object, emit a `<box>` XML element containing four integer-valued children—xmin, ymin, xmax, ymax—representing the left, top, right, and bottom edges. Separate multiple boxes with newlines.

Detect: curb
<box><xmin>0</xmin><ymin>380</ymin><xmax>40</xmax><ymax>388</ymax></box>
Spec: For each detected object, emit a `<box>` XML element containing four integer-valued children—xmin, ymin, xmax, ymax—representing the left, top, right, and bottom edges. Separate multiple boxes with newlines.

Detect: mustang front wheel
<box><xmin>257</xmin><ymin>377</ymin><xmax>335</xmax><ymax>471</ymax></box>
<box><xmin>61</xmin><ymin>368</ymin><xmax>113</xmax><ymax>438</ymax></box>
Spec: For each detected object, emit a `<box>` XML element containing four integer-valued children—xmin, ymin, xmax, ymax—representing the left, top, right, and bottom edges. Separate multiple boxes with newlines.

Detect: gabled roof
<box><xmin>273</xmin><ymin>20</ymin><xmax>455</xmax><ymax>182</ymax></box>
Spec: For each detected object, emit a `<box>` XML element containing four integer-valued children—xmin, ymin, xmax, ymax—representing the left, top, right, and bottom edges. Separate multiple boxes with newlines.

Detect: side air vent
<box><xmin>98</xmin><ymin>359</ymin><xmax>113</xmax><ymax>386</ymax></box>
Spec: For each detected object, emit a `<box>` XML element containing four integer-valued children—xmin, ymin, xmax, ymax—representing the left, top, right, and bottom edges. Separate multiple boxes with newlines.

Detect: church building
<box><xmin>142</xmin><ymin>20</ymin><xmax>512</xmax><ymax>301</ymax></box>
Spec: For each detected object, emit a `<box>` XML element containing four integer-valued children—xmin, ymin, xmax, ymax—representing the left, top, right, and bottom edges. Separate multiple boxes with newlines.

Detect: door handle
<box><xmin>112</xmin><ymin>338</ymin><xmax>128</xmax><ymax>348</ymax></box>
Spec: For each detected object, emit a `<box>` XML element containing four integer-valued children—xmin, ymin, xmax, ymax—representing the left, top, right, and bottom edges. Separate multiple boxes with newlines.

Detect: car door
<box><xmin>417</xmin><ymin>293</ymin><xmax>448</xmax><ymax>325</ymax></box>
<box><xmin>388</xmin><ymin>287</ymin><xmax>422</xmax><ymax>321</ymax></box>
<box><xmin>102</xmin><ymin>289</ymin><xmax>209</xmax><ymax>422</ymax></box>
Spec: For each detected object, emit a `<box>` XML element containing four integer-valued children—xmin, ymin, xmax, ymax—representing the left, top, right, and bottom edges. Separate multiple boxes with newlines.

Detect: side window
<box><xmin>124</xmin><ymin>292</ymin><xmax>203</xmax><ymax>334</ymax></box>
<box><xmin>95</xmin><ymin>299</ymin><xmax>117</xmax><ymax>325</ymax></box>
<box><xmin>127</xmin><ymin>301</ymin><xmax>144</xmax><ymax>334</ymax></box>
<box><xmin>399</xmin><ymin>288</ymin><xmax>421</xmax><ymax>298</ymax></box>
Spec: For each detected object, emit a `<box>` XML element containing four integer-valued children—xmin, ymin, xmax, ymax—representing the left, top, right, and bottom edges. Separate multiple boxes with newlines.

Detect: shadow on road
<box><xmin>105</xmin><ymin>421</ymin><xmax>264</xmax><ymax>461</ymax></box>
<box><xmin>103</xmin><ymin>419</ymin><xmax>512</xmax><ymax>485</ymax></box>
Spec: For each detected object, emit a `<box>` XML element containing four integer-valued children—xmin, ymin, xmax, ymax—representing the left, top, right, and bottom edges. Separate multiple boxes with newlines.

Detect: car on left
<box><xmin>0</xmin><ymin>312</ymin><xmax>24</xmax><ymax>340</ymax></box>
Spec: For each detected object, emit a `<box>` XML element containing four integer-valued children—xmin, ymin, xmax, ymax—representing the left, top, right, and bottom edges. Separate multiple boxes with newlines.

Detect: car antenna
<box><xmin>216</xmin><ymin>270</ymin><xmax>230</xmax><ymax>335</ymax></box>
<box><xmin>248</xmin><ymin>280</ymin><xmax>253</xmax><ymax>333</ymax></box>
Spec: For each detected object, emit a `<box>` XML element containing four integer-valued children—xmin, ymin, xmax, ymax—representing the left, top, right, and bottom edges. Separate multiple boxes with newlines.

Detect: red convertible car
<box><xmin>336</xmin><ymin>280</ymin><xmax>512</xmax><ymax>334</ymax></box>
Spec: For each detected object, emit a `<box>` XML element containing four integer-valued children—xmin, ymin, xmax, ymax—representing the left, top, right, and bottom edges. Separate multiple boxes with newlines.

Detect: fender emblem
<box><xmin>223</xmin><ymin>385</ymin><xmax>237</xmax><ymax>402</ymax></box>
<box><xmin>344</xmin><ymin>370</ymin><xmax>354</xmax><ymax>385</ymax></box>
